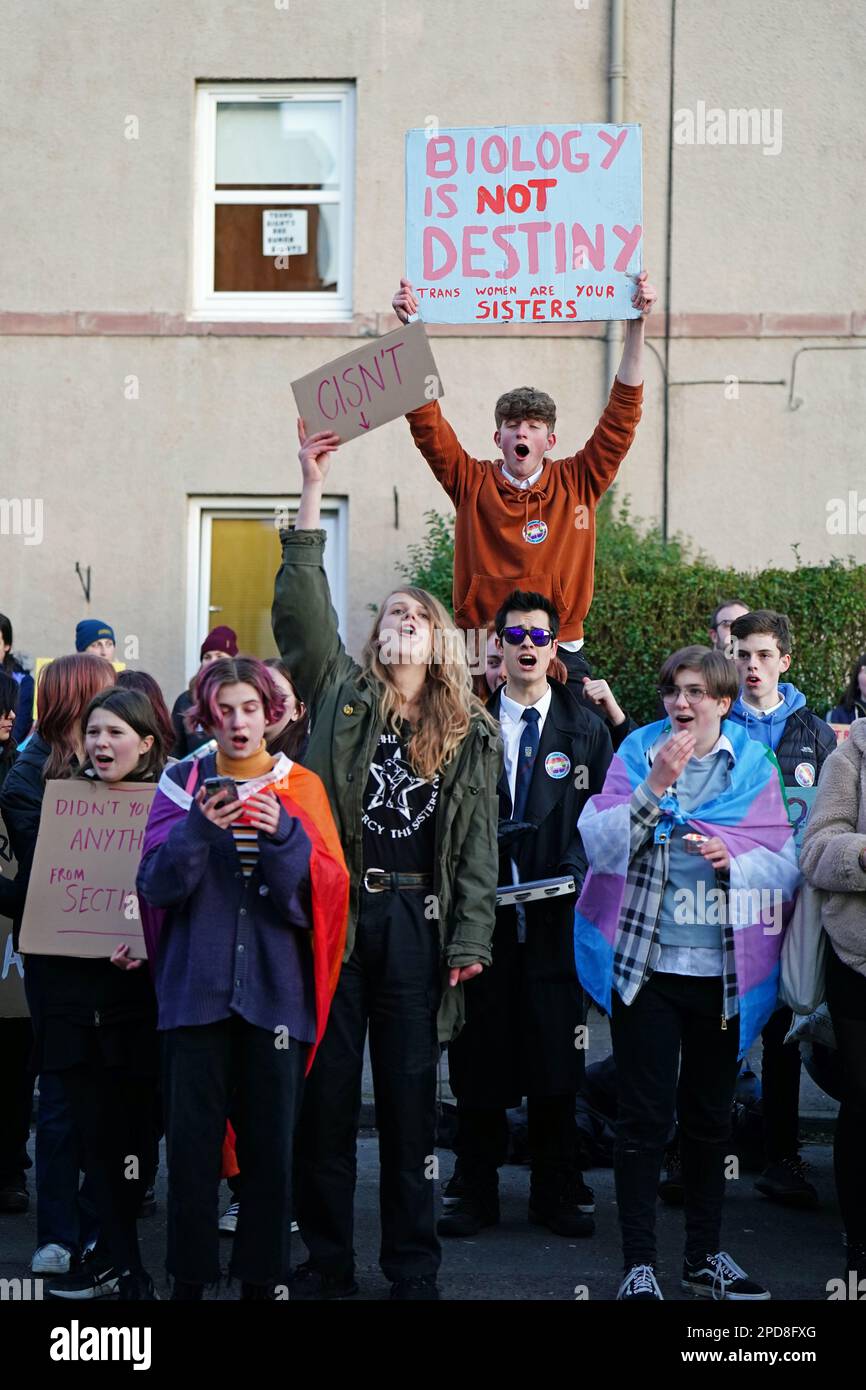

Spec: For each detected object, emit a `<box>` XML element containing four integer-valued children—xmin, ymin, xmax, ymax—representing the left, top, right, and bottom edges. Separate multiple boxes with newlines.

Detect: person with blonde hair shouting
<box><xmin>272</xmin><ymin>419</ymin><xmax>501</xmax><ymax>1302</ymax></box>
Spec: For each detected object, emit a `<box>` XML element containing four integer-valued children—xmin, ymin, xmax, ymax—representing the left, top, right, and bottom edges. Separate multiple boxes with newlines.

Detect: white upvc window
<box><xmin>192</xmin><ymin>82</ymin><xmax>355</xmax><ymax>321</ymax></box>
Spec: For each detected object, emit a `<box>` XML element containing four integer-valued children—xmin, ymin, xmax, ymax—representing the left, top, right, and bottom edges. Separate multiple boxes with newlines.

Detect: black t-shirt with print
<box><xmin>362</xmin><ymin>728</ymin><xmax>439</xmax><ymax>875</ymax></box>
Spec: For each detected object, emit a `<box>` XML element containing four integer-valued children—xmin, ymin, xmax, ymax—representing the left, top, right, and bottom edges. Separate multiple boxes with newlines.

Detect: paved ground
<box><xmin>0</xmin><ymin>1012</ymin><xmax>844</xmax><ymax>1303</ymax></box>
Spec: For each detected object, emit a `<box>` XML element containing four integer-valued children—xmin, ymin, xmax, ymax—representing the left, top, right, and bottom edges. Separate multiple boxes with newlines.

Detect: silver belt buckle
<box><xmin>363</xmin><ymin>868</ymin><xmax>388</xmax><ymax>893</ymax></box>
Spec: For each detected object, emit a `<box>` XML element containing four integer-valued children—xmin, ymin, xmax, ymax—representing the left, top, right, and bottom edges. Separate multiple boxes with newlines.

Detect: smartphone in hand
<box><xmin>203</xmin><ymin>775</ymin><xmax>240</xmax><ymax>805</ymax></box>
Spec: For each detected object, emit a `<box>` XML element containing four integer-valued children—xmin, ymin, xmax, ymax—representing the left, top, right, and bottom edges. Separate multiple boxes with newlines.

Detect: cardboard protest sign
<box><xmin>291</xmin><ymin>321</ymin><xmax>444</xmax><ymax>443</ymax></box>
<box><xmin>19</xmin><ymin>781</ymin><xmax>156</xmax><ymax>959</ymax></box>
<box><xmin>829</xmin><ymin>723</ymin><xmax>852</xmax><ymax>744</ymax></box>
<box><xmin>0</xmin><ymin>810</ymin><xmax>28</xmax><ymax>1018</ymax></box>
<box><xmin>406</xmin><ymin>123</ymin><xmax>643</xmax><ymax>324</ymax></box>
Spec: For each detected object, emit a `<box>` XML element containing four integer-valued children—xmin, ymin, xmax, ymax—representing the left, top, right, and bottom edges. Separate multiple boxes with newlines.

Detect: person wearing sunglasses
<box><xmin>440</xmin><ymin>590</ymin><xmax>612</xmax><ymax>1242</ymax></box>
<box><xmin>574</xmin><ymin>646</ymin><xmax>799</xmax><ymax>1301</ymax></box>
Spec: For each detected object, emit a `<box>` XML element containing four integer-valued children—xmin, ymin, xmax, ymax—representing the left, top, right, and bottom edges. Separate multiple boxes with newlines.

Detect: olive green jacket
<box><xmin>271</xmin><ymin>527</ymin><xmax>502</xmax><ymax>1041</ymax></box>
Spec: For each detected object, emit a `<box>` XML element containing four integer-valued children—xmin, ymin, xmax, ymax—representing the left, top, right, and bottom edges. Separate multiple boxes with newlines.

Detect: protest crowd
<box><xmin>2</xmin><ymin>270</ymin><xmax>866</xmax><ymax>1307</ymax></box>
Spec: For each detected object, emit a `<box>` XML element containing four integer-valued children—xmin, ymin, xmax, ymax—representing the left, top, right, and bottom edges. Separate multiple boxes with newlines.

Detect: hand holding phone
<box><xmin>196</xmin><ymin>781</ymin><xmax>244</xmax><ymax>828</ymax></box>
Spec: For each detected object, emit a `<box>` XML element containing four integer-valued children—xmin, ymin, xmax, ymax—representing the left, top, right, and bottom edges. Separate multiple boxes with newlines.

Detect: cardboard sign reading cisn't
<box><xmin>19</xmin><ymin>780</ymin><xmax>157</xmax><ymax>959</ymax></box>
<box><xmin>291</xmin><ymin>321</ymin><xmax>444</xmax><ymax>443</ymax></box>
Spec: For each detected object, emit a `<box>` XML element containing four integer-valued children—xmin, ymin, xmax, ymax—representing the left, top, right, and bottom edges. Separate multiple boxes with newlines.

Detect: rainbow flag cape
<box><xmin>573</xmin><ymin>720</ymin><xmax>800</xmax><ymax>1055</ymax></box>
<box><xmin>139</xmin><ymin>750</ymin><xmax>348</xmax><ymax>1074</ymax></box>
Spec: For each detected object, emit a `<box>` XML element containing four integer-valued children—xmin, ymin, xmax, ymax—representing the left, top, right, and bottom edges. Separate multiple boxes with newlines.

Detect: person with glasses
<box><xmin>271</xmin><ymin>419</ymin><xmax>501</xmax><ymax>1302</ymax></box>
<box><xmin>440</xmin><ymin>590</ymin><xmax>612</xmax><ymax>1241</ymax></box>
<box><xmin>574</xmin><ymin>646</ymin><xmax>799</xmax><ymax>1301</ymax></box>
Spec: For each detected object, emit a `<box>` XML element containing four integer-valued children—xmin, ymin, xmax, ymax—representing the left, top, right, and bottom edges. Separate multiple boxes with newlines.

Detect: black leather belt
<box><xmin>362</xmin><ymin>869</ymin><xmax>434</xmax><ymax>894</ymax></box>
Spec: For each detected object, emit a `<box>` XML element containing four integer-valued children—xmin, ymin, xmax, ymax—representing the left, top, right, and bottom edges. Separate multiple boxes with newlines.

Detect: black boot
<box><xmin>171</xmin><ymin>1279</ymin><xmax>204</xmax><ymax>1300</ymax></box>
<box><xmin>438</xmin><ymin>1168</ymin><xmax>499</xmax><ymax>1237</ymax></box>
<box><xmin>118</xmin><ymin>1270</ymin><xmax>158</xmax><ymax>1301</ymax></box>
<box><xmin>529</xmin><ymin>1167</ymin><xmax>595</xmax><ymax>1238</ymax></box>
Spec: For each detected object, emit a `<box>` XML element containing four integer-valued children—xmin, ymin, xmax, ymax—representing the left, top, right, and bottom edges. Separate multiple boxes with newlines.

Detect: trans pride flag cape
<box><xmin>573</xmin><ymin>720</ymin><xmax>801</xmax><ymax>1056</ymax></box>
<box><xmin>139</xmin><ymin>749</ymin><xmax>349</xmax><ymax>1075</ymax></box>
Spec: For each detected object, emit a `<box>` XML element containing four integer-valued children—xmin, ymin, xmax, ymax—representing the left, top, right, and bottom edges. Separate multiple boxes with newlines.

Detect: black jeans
<box><xmin>0</xmin><ymin>1017</ymin><xmax>35</xmax><ymax>1189</ymax></box>
<box><xmin>162</xmin><ymin>1014</ymin><xmax>304</xmax><ymax>1286</ymax></box>
<box><xmin>59</xmin><ymin>1059</ymin><xmax>154</xmax><ymax>1275</ymax></box>
<box><xmin>825</xmin><ymin>943</ymin><xmax>866</xmax><ymax>1246</ymax></box>
<box><xmin>454</xmin><ymin>1095</ymin><xmax>578</xmax><ymax>1188</ymax></box>
<box><xmin>611</xmin><ymin>972</ymin><xmax>740</xmax><ymax>1268</ymax></box>
<box><xmin>760</xmin><ymin>1005</ymin><xmax>801</xmax><ymax>1161</ymax></box>
<box><xmin>295</xmin><ymin>890</ymin><xmax>442</xmax><ymax>1283</ymax></box>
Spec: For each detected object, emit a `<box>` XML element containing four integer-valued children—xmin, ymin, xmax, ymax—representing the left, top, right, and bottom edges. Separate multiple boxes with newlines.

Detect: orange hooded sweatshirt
<box><xmin>405</xmin><ymin>376</ymin><xmax>643</xmax><ymax>642</ymax></box>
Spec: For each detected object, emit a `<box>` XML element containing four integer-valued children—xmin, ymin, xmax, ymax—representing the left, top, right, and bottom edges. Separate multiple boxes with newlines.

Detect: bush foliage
<box><xmin>397</xmin><ymin>496</ymin><xmax>866</xmax><ymax>724</ymax></box>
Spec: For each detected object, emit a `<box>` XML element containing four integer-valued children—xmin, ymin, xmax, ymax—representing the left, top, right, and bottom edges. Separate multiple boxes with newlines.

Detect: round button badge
<box><xmin>522</xmin><ymin>519</ymin><xmax>548</xmax><ymax>545</ymax></box>
<box><xmin>545</xmin><ymin>752</ymin><xmax>571</xmax><ymax>779</ymax></box>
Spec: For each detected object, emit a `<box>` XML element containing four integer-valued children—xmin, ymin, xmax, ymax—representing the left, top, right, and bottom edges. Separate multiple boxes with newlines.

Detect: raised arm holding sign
<box><xmin>392</xmin><ymin>269</ymin><xmax>656</xmax><ymax>699</ymax></box>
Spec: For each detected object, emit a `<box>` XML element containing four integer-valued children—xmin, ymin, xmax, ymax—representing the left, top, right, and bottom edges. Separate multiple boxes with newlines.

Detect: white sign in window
<box><xmin>262</xmin><ymin>209</ymin><xmax>308</xmax><ymax>257</ymax></box>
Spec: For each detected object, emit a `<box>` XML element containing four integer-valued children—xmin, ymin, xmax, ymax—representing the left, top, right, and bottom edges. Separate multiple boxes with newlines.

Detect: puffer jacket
<box><xmin>271</xmin><ymin>527</ymin><xmax>502</xmax><ymax>1042</ymax></box>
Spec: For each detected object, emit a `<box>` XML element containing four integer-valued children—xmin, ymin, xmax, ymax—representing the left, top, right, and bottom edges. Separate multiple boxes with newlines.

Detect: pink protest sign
<box><xmin>291</xmin><ymin>321</ymin><xmax>444</xmax><ymax>443</ymax></box>
<box><xmin>19</xmin><ymin>781</ymin><xmax>156</xmax><ymax>959</ymax></box>
<box><xmin>405</xmin><ymin>123</ymin><xmax>644</xmax><ymax>323</ymax></box>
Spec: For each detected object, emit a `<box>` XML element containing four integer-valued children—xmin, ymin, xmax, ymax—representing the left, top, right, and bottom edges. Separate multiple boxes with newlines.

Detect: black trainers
<box><xmin>438</xmin><ymin>1191</ymin><xmax>499</xmax><ymax>1238</ymax></box>
<box><xmin>0</xmin><ymin>1184</ymin><xmax>29</xmax><ymax>1214</ymax></box>
<box><xmin>441</xmin><ymin>1163</ymin><xmax>464</xmax><ymax>1209</ymax></box>
<box><xmin>46</xmin><ymin>1253</ymin><xmax>120</xmax><ymax>1300</ymax></box>
<box><xmin>390</xmin><ymin>1275</ymin><xmax>439</xmax><ymax>1301</ymax></box>
<box><xmin>617</xmin><ymin>1264</ymin><xmax>664</xmax><ymax>1301</ymax></box>
<box><xmin>574</xmin><ymin>1175</ymin><xmax>595</xmax><ymax>1214</ymax></box>
<box><xmin>682</xmin><ymin>1251</ymin><xmax>770</xmax><ymax>1300</ymax></box>
<box><xmin>288</xmin><ymin>1261</ymin><xmax>359</xmax><ymax>1301</ymax></box>
<box><xmin>170</xmin><ymin>1280</ymin><xmax>204</xmax><ymax>1301</ymax></box>
<box><xmin>118</xmin><ymin>1270</ymin><xmax>158</xmax><ymax>1300</ymax></box>
<box><xmin>755</xmin><ymin>1156</ymin><xmax>819</xmax><ymax>1209</ymax></box>
<box><xmin>137</xmin><ymin>1186</ymin><xmax>157</xmax><ymax>1219</ymax></box>
<box><xmin>529</xmin><ymin>1176</ymin><xmax>595</xmax><ymax>1238</ymax></box>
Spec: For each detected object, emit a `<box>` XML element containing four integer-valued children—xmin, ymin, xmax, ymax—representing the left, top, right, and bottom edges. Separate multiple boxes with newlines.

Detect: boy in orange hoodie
<box><xmin>392</xmin><ymin>274</ymin><xmax>656</xmax><ymax>689</ymax></box>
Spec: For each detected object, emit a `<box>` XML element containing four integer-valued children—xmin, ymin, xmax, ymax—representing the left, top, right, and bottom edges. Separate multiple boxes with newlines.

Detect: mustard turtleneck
<box><xmin>216</xmin><ymin>741</ymin><xmax>275</xmax><ymax>781</ymax></box>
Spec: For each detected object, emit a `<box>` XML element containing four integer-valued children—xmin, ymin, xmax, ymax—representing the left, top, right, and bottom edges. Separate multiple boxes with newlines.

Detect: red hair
<box><xmin>186</xmin><ymin>656</ymin><xmax>286</xmax><ymax>732</ymax></box>
<box><xmin>116</xmin><ymin>669</ymin><xmax>175</xmax><ymax>754</ymax></box>
<box><xmin>38</xmin><ymin>654</ymin><xmax>116</xmax><ymax>780</ymax></box>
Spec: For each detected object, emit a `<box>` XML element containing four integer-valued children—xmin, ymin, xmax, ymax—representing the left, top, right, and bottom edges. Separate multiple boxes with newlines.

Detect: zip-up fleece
<box><xmin>405</xmin><ymin>376</ymin><xmax>643</xmax><ymax>641</ymax></box>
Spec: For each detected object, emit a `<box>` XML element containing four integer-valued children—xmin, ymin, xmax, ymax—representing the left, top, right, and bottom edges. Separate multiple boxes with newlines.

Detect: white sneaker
<box><xmin>32</xmin><ymin>1243</ymin><xmax>73</xmax><ymax>1275</ymax></box>
<box><xmin>219</xmin><ymin>1201</ymin><xmax>240</xmax><ymax>1235</ymax></box>
<box><xmin>617</xmin><ymin>1264</ymin><xmax>664</xmax><ymax>1300</ymax></box>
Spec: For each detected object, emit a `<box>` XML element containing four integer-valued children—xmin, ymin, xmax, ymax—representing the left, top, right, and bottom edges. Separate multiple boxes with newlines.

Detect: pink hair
<box><xmin>186</xmin><ymin>657</ymin><xmax>287</xmax><ymax>732</ymax></box>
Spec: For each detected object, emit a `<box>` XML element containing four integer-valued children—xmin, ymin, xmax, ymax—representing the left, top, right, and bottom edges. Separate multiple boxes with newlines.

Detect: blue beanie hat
<box><xmin>75</xmin><ymin>619</ymin><xmax>115</xmax><ymax>653</ymax></box>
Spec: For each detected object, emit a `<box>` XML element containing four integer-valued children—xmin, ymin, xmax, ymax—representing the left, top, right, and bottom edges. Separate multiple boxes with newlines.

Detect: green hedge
<box><xmin>397</xmin><ymin>496</ymin><xmax>866</xmax><ymax>725</ymax></box>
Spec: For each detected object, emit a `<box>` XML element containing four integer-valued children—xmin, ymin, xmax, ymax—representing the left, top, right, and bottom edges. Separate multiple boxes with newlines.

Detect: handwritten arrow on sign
<box><xmin>359</xmin><ymin>412</ymin><xmax>370</xmax><ymax>430</ymax></box>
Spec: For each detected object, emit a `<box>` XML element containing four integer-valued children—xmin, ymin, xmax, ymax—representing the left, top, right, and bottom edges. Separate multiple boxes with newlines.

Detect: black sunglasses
<box><xmin>499</xmin><ymin>625</ymin><xmax>553</xmax><ymax>648</ymax></box>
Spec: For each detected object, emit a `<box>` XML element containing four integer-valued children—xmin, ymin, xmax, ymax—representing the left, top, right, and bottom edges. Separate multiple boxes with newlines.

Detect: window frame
<box><xmin>191</xmin><ymin>82</ymin><xmax>355</xmax><ymax>322</ymax></box>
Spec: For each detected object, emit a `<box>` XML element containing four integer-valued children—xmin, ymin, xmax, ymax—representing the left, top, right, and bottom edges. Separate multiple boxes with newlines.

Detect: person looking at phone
<box><xmin>440</xmin><ymin>591</ymin><xmax>612</xmax><ymax>1242</ymax></box>
<box><xmin>136</xmin><ymin>656</ymin><xmax>348</xmax><ymax>1301</ymax></box>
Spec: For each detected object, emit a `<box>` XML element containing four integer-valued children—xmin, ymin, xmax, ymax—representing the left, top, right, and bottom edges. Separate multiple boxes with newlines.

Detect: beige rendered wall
<box><xmin>1</xmin><ymin>0</ymin><xmax>864</xmax><ymax>700</ymax></box>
